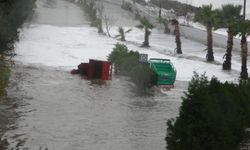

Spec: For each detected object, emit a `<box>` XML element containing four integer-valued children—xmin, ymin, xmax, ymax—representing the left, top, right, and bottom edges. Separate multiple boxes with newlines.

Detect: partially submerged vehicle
<box><xmin>71</xmin><ymin>59</ymin><xmax>112</xmax><ymax>81</ymax></box>
<box><xmin>149</xmin><ymin>58</ymin><xmax>177</xmax><ymax>88</ymax></box>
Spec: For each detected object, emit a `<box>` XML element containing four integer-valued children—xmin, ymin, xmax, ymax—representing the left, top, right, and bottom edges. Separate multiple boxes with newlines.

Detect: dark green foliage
<box><xmin>0</xmin><ymin>0</ymin><xmax>35</xmax><ymax>52</ymax></box>
<box><xmin>194</xmin><ymin>4</ymin><xmax>216</xmax><ymax>26</ymax></box>
<box><xmin>108</xmin><ymin>43</ymin><xmax>129</xmax><ymax>74</ymax></box>
<box><xmin>166</xmin><ymin>73</ymin><xmax>250</xmax><ymax>150</ymax></box>
<box><xmin>108</xmin><ymin>43</ymin><xmax>157</xmax><ymax>92</ymax></box>
<box><xmin>214</xmin><ymin>4</ymin><xmax>242</xmax><ymax>33</ymax></box>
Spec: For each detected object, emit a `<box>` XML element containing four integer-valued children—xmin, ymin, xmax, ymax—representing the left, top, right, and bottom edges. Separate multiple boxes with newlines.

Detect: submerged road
<box><xmin>1</xmin><ymin>0</ymin><xmax>188</xmax><ymax>149</ymax></box>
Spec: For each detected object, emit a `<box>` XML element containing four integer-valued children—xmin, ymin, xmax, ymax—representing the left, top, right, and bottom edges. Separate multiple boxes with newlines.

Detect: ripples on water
<box><xmin>1</xmin><ymin>65</ymin><xmax>187</xmax><ymax>150</ymax></box>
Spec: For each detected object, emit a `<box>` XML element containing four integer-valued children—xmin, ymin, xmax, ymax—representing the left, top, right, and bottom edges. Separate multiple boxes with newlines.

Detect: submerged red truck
<box><xmin>71</xmin><ymin>59</ymin><xmax>112</xmax><ymax>80</ymax></box>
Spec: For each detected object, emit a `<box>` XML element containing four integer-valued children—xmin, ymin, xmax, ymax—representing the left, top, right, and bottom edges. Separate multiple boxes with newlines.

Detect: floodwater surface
<box><xmin>3</xmin><ymin>65</ymin><xmax>186</xmax><ymax>150</ymax></box>
<box><xmin>1</xmin><ymin>0</ymin><xmax>188</xmax><ymax>149</ymax></box>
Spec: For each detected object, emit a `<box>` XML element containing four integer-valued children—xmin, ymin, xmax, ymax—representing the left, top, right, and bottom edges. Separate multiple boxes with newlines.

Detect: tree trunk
<box><xmin>206</xmin><ymin>23</ymin><xmax>214</xmax><ymax>61</ymax></box>
<box><xmin>164</xmin><ymin>24</ymin><xmax>170</xmax><ymax>33</ymax></box>
<box><xmin>159</xmin><ymin>8</ymin><xmax>162</xmax><ymax>18</ymax></box>
<box><xmin>121</xmin><ymin>34</ymin><xmax>125</xmax><ymax>41</ymax></box>
<box><xmin>98</xmin><ymin>19</ymin><xmax>103</xmax><ymax>33</ymax></box>
<box><xmin>240</xmin><ymin>34</ymin><xmax>248</xmax><ymax>79</ymax></box>
<box><xmin>223</xmin><ymin>28</ymin><xmax>233</xmax><ymax>70</ymax></box>
<box><xmin>174</xmin><ymin>22</ymin><xmax>182</xmax><ymax>54</ymax></box>
<box><xmin>142</xmin><ymin>28</ymin><xmax>150</xmax><ymax>47</ymax></box>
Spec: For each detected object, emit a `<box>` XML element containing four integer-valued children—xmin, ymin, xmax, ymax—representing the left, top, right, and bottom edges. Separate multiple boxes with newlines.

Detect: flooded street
<box><xmin>1</xmin><ymin>0</ymin><xmax>188</xmax><ymax>149</ymax></box>
<box><xmin>3</xmin><ymin>65</ymin><xmax>186</xmax><ymax>149</ymax></box>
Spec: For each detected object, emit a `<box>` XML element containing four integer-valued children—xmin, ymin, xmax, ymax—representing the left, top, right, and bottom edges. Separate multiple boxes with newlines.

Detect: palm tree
<box><xmin>171</xmin><ymin>19</ymin><xmax>182</xmax><ymax>54</ymax></box>
<box><xmin>136</xmin><ymin>16</ymin><xmax>154</xmax><ymax>47</ymax></box>
<box><xmin>235</xmin><ymin>20</ymin><xmax>250</xmax><ymax>79</ymax></box>
<box><xmin>194</xmin><ymin>4</ymin><xmax>215</xmax><ymax>62</ymax></box>
<box><xmin>214</xmin><ymin>4</ymin><xmax>242</xmax><ymax>70</ymax></box>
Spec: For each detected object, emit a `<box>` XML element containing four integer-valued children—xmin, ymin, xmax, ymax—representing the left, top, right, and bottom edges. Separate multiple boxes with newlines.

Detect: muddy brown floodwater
<box><xmin>0</xmin><ymin>0</ymin><xmax>189</xmax><ymax>149</ymax></box>
<box><xmin>3</xmin><ymin>65</ymin><xmax>187</xmax><ymax>150</ymax></box>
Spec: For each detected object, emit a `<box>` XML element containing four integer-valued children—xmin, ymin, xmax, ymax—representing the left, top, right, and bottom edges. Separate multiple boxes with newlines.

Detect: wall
<box><xmin>180</xmin><ymin>25</ymin><xmax>250</xmax><ymax>53</ymax></box>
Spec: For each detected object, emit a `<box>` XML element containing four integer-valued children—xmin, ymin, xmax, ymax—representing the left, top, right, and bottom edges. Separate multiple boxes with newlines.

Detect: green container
<box><xmin>149</xmin><ymin>58</ymin><xmax>177</xmax><ymax>86</ymax></box>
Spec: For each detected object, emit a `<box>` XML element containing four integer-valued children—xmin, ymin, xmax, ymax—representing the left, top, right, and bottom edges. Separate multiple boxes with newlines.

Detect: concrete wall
<box><xmin>180</xmin><ymin>25</ymin><xmax>250</xmax><ymax>53</ymax></box>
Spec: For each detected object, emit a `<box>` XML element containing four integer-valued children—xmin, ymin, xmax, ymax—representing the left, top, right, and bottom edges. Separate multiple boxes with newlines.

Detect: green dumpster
<box><xmin>149</xmin><ymin>58</ymin><xmax>176</xmax><ymax>86</ymax></box>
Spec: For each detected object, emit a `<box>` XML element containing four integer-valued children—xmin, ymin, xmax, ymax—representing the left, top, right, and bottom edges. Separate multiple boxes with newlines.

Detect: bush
<box><xmin>0</xmin><ymin>0</ymin><xmax>36</xmax><ymax>52</ymax></box>
<box><xmin>108</xmin><ymin>43</ymin><xmax>130</xmax><ymax>74</ymax></box>
<box><xmin>166</xmin><ymin>73</ymin><xmax>250</xmax><ymax>150</ymax></box>
<box><xmin>0</xmin><ymin>57</ymin><xmax>10</xmax><ymax>97</ymax></box>
<box><xmin>130</xmin><ymin>63</ymin><xmax>157</xmax><ymax>91</ymax></box>
<box><xmin>108</xmin><ymin>43</ymin><xmax>157</xmax><ymax>92</ymax></box>
<box><xmin>0</xmin><ymin>0</ymin><xmax>35</xmax><ymax>96</ymax></box>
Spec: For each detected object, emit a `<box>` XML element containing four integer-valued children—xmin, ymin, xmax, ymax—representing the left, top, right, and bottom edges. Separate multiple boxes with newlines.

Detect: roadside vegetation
<box><xmin>194</xmin><ymin>4</ymin><xmax>215</xmax><ymax>62</ymax></box>
<box><xmin>78</xmin><ymin>0</ymin><xmax>250</xmax><ymax>79</ymax></box>
<box><xmin>0</xmin><ymin>56</ymin><xmax>10</xmax><ymax>97</ymax></box>
<box><xmin>195</xmin><ymin>4</ymin><xmax>250</xmax><ymax>79</ymax></box>
<box><xmin>0</xmin><ymin>0</ymin><xmax>36</xmax><ymax>97</ymax></box>
<box><xmin>166</xmin><ymin>73</ymin><xmax>250</xmax><ymax>150</ymax></box>
<box><xmin>108</xmin><ymin>43</ymin><xmax>157</xmax><ymax>93</ymax></box>
<box><xmin>136</xmin><ymin>16</ymin><xmax>154</xmax><ymax>47</ymax></box>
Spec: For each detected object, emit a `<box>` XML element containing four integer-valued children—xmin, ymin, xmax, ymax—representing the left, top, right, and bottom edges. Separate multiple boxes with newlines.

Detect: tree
<box><xmin>194</xmin><ymin>5</ymin><xmax>215</xmax><ymax>61</ymax></box>
<box><xmin>103</xmin><ymin>15</ymin><xmax>114</xmax><ymax>37</ymax></box>
<box><xmin>214</xmin><ymin>5</ymin><xmax>242</xmax><ymax>70</ymax></box>
<box><xmin>0</xmin><ymin>0</ymin><xmax>35</xmax><ymax>52</ymax></box>
<box><xmin>235</xmin><ymin>19</ymin><xmax>250</xmax><ymax>79</ymax></box>
<box><xmin>136</xmin><ymin>16</ymin><xmax>154</xmax><ymax>47</ymax></box>
<box><xmin>158</xmin><ymin>17</ymin><xmax>170</xmax><ymax>33</ymax></box>
<box><xmin>96</xmin><ymin>0</ymin><xmax>104</xmax><ymax>33</ymax></box>
<box><xmin>118</xmin><ymin>27</ymin><xmax>126</xmax><ymax>41</ymax></box>
<box><xmin>166</xmin><ymin>73</ymin><xmax>250</xmax><ymax>150</ymax></box>
<box><xmin>171</xmin><ymin>19</ymin><xmax>182</xmax><ymax>54</ymax></box>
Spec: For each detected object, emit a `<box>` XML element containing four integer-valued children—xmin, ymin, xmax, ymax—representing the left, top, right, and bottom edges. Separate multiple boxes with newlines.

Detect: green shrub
<box><xmin>166</xmin><ymin>73</ymin><xmax>250</xmax><ymax>150</ymax></box>
<box><xmin>0</xmin><ymin>0</ymin><xmax>35</xmax><ymax>96</ymax></box>
<box><xmin>130</xmin><ymin>63</ymin><xmax>157</xmax><ymax>91</ymax></box>
<box><xmin>108</xmin><ymin>43</ymin><xmax>157</xmax><ymax>93</ymax></box>
<box><xmin>108</xmin><ymin>43</ymin><xmax>129</xmax><ymax>74</ymax></box>
<box><xmin>0</xmin><ymin>0</ymin><xmax>35</xmax><ymax>52</ymax></box>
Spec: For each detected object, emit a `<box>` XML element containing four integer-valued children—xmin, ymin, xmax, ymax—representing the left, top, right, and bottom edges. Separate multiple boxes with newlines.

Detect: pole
<box><xmin>243</xmin><ymin>0</ymin><xmax>246</xmax><ymax>20</ymax></box>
